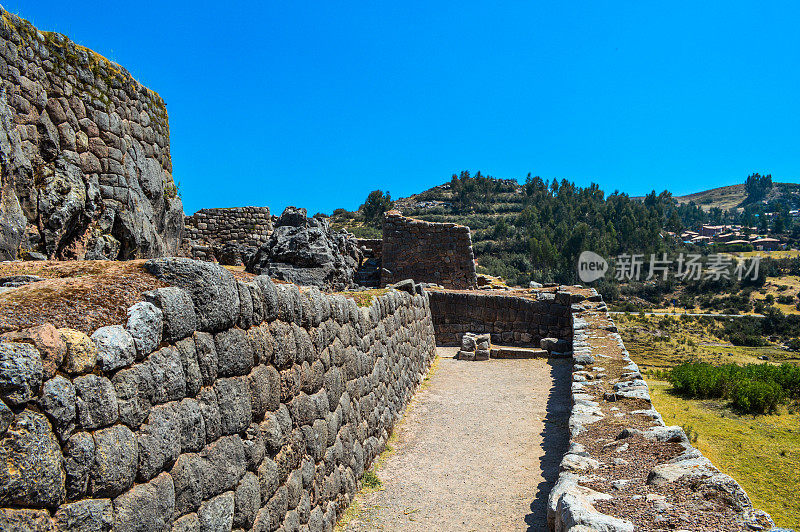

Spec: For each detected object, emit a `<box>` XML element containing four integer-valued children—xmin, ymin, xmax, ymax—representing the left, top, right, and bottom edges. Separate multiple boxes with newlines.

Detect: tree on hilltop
<box><xmin>361</xmin><ymin>190</ymin><xmax>393</xmax><ymax>227</ymax></box>
<box><xmin>745</xmin><ymin>173</ymin><xmax>773</xmax><ymax>202</ymax></box>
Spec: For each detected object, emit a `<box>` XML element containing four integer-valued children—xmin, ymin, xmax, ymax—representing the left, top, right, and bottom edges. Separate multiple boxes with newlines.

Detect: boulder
<box><xmin>245</xmin><ymin>207</ymin><xmax>363</xmax><ymax>290</ymax></box>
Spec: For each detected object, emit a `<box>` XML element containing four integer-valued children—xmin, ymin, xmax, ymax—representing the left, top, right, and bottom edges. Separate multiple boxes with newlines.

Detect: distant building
<box><xmin>700</xmin><ymin>225</ymin><xmax>726</xmax><ymax>237</ymax></box>
<box><xmin>752</xmin><ymin>237</ymin><xmax>782</xmax><ymax>251</ymax></box>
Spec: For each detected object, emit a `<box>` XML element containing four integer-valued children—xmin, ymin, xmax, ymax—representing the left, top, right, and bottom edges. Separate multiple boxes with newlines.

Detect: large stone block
<box><xmin>0</xmin><ymin>342</ymin><xmax>42</xmax><ymax>406</ymax></box>
<box><xmin>1</xmin><ymin>323</ymin><xmax>65</xmax><ymax>379</ymax></box>
<box><xmin>91</xmin><ymin>325</ymin><xmax>136</xmax><ymax>372</ymax></box>
<box><xmin>125</xmin><ymin>302</ymin><xmax>163</xmax><ymax>359</ymax></box>
<box><xmin>90</xmin><ymin>424</ymin><xmax>137</xmax><ymax>497</ymax></box>
<box><xmin>74</xmin><ymin>374</ymin><xmax>118</xmax><ymax>430</ymax></box>
<box><xmin>214</xmin><ymin>327</ymin><xmax>255</xmax><ymax>377</ymax></box>
<box><xmin>143</xmin><ymin>287</ymin><xmax>198</xmax><ymax>342</ymax></box>
<box><xmin>38</xmin><ymin>375</ymin><xmax>76</xmax><ymax>442</ymax></box>
<box><xmin>112</xmin><ymin>471</ymin><xmax>174</xmax><ymax>532</ymax></box>
<box><xmin>0</xmin><ymin>410</ymin><xmax>65</xmax><ymax>508</ymax></box>
<box><xmin>145</xmin><ymin>258</ymin><xmax>240</xmax><ymax>332</ymax></box>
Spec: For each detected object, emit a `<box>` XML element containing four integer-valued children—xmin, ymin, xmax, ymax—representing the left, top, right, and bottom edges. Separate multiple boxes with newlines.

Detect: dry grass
<box><xmin>0</xmin><ymin>260</ymin><xmax>168</xmax><ymax>334</ymax></box>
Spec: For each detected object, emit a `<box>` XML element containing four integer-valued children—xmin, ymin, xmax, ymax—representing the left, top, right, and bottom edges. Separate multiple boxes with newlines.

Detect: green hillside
<box><xmin>673</xmin><ymin>182</ymin><xmax>800</xmax><ymax>212</ymax></box>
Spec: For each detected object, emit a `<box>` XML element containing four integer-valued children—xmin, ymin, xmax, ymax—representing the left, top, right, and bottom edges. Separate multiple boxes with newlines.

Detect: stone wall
<box><xmin>548</xmin><ymin>289</ymin><xmax>776</xmax><ymax>531</ymax></box>
<box><xmin>355</xmin><ymin>238</ymin><xmax>381</xmax><ymax>259</ymax></box>
<box><xmin>185</xmin><ymin>207</ymin><xmax>272</xmax><ymax>249</ymax></box>
<box><xmin>381</xmin><ymin>211</ymin><xmax>477</xmax><ymax>289</ymax></box>
<box><xmin>0</xmin><ymin>8</ymin><xmax>183</xmax><ymax>260</ymax></box>
<box><xmin>0</xmin><ymin>258</ymin><xmax>436</xmax><ymax>531</ymax></box>
<box><xmin>427</xmin><ymin>289</ymin><xmax>573</xmax><ymax>347</ymax></box>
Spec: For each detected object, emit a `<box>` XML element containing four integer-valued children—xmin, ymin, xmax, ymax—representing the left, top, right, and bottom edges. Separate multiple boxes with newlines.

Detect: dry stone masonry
<box><xmin>184</xmin><ymin>207</ymin><xmax>273</xmax><ymax>262</ymax></box>
<box><xmin>0</xmin><ymin>257</ymin><xmax>436</xmax><ymax>531</ymax></box>
<box><xmin>381</xmin><ymin>210</ymin><xmax>478</xmax><ymax>289</ymax></box>
<box><xmin>0</xmin><ymin>8</ymin><xmax>183</xmax><ymax>260</ymax></box>
<box><xmin>549</xmin><ymin>287</ymin><xmax>778</xmax><ymax>531</ymax></box>
<box><xmin>456</xmin><ymin>332</ymin><xmax>490</xmax><ymax>361</ymax></box>
<box><xmin>427</xmin><ymin>288</ymin><xmax>573</xmax><ymax>347</ymax></box>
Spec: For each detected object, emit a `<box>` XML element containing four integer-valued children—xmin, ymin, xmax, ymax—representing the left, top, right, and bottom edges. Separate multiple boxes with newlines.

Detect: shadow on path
<box><xmin>525</xmin><ymin>359</ymin><xmax>572</xmax><ymax>531</ymax></box>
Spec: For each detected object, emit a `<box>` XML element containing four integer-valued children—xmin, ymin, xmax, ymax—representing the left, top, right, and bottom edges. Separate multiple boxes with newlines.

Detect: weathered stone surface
<box><xmin>126</xmin><ymin>302</ymin><xmax>163</xmax><ymax>359</ymax></box>
<box><xmin>171</xmin><ymin>512</ymin><xmax>200</xmax><ymax>532</ymax></box>
<box><xmin>249</xmin><ymin>364</ymin><xmax>280</xmax><ymax>421</ymax></box>
<box><xmin>146</xmin><ymin>347</ymin><xmax>186</xmax><ymax>404</ymax></box>
<box><xmin>112</xmin><ymin>363</ymin><xmax>154</xmax><ymax>429</ymax></box>
<box><xmin>215</xmin><ymin>328</ymin><xmax>254</xmax><ymax>377</ymax></box>
<box><xmin>177</xmin><ymin>398</ymin><xmax>206</xmax><ymax>453</ymax></box>
<box><xmin>260</xmin><ymin>411</ymin><xmax>286</xmax><ymax>455</ymax></box>
<box><xmin>136</xmin><ymin>402</ymin><xmax>181</xmax><ymax>482</ymax></box>
<box><xmin>174</xmin><ymin>337</ymin><xmax>202</xmax><ymax>397</ymax></box>
<box><xmin>0</xmin><ymin>409</ymin><xmax>65</xmax><ymax>508</ymax></box>
<box><xmin>91</xmin><ymin>325</ymin><xmax>136</xmax><ymax>372</ymax></box>
<box><xmin>53</xmin><ymin>498</ymin><xmax>113</xmax><ymax>531</ymax></box>
<box><xmin>113</xmin><ymin>471</ymin><xmax>175</xmax><ymax>532</ymax></box>
<box><xmin>39</xmin><ymin>375</ymin><xmax>76</xmax><ymax>441</ymax></box>
<box><xmin>64</xmin><ymin>431</ymin><xmax>95</xmax><ymax>500</ymax></box>
<box><xmin>256</xmin><ymin>485</ymin><xmax>288</xmax><ymax>532</ymax></box>
<box><xmin>257</xmin><ymin>456</ymin><xmax>280</xmax><ymax>504</ymax></box>
<box><xmin>215</xmin><ymin>377</ymin><xmax>252</xmax><ymax>435</ymax></box>
<box><xmin>246</xmin><ymin>207</ymin><xmax>363</xmax><ymax>290</ymax></box>
<box><xmin>144</xmin><ymin>287</ymin><xmax>198</xmax><ymax>342</ymax></box>
<box><xmin>145</xmin><ymin>258</ymin><xmax>240</xmax><ymax>332</ymax></box>
<box><xmin>0</xmin><ymin>507</ymin><xmax>54</xmax><ymax>531</ymax></box>
<box><xmin>74</xmin><ymin>374</ymin><xmax>118</xmax><ymax>430</ymax></box>
<box><xmin>0</xmin><ymin>341</ymin><xmax>43</xmax><ymax>405</ymax></box>
<box><xmin>193</xmin><ymin>331</ymin><xmax>218</xmax><ymax>386</ymax></box>
<box><xmin>1</xmin><ymin>323</ymin><xmax>65</xmax><ymax>379</ymax></box>
<box><xmin>201</xmin><ymin>435</ymin><xmax>247</xmax><ymax>499</ymax></box>
<box><xmin>234</xmin><ymin>472</ymin><xmax>260</xmax><ymax>529</ymax></box>
<box><xmin>59</xmin><ymin>328</ymin><xmax>97</xmax><ymax>375</ymax></box>
<box><xmin>0</xmin><ymin>400</ymin><xmax>12</xmax><ymax>435</ymax></box>
<box><xmin>198</xmin><ymin>386</ymin><xmax>222</xmax><ymax>443</ymax></box>
<box><xmin>197</xmin><ymin>491</ymin><xmax>234</xmax><ymax>532</ymax></box>
<box><xmin>90</xmin><ymin>424</ymin><xmax>137</xmax><ymax>497</ymax></box>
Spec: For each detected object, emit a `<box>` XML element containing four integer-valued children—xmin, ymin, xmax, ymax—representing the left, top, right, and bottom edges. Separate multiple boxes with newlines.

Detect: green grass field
<box><xmin>618</xmin><ymin>315</ymin><xmax>800</xmax><ymax>529</ymax></box>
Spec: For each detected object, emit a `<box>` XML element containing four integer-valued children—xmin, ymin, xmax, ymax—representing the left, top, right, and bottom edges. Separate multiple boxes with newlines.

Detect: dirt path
<box><xmin>341</xmin><ymin>348</ymin><xmax>571</xmax><ymax>532</ymax></box>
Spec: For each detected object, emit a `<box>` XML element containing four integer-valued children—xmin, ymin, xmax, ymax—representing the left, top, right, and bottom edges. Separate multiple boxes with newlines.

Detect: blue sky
<box><xmin>7</xmin><ymin>1</ymin><xmax>799</xmax><ymax>215</ymax></box>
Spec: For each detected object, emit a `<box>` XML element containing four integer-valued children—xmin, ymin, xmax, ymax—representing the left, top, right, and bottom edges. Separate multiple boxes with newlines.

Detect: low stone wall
<box><xmin>0</xmin><ymin>258</ymin><xmax>436</xmax><ymax>531</ymax></box>
<box><xmin>381</xmin><ymin>211</ymin><xmax>477</xmax><ymax>289</ymax></box>
<box><xmin>185</xmin><ymin>207</ymin><xmax>272</xmax><ymax>249</ymax></box>
<box><xmin>548</xmin><ymin>289</ymin><xmax>776</xmax><ymax>531</ymax></box>
<box><xmin>427</xmin><ymin>289</ymin><xmax>573</xmax><ymax>347</ymax></box>
<box><xmin>355</xmin><ymin>238</ymin><xmax>381</xmax><ymax>259</ymax></box>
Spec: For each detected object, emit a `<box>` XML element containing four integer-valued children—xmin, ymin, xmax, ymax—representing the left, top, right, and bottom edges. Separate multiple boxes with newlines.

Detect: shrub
<box><xmin>669</xmin><ymin>361</ymin><xmax>798</xmax><ymax>414</ymax></box>
<box><xmin>732</xmin><ymin>380</ymin><xmax>783</xmax><ymax>414</ymax></box>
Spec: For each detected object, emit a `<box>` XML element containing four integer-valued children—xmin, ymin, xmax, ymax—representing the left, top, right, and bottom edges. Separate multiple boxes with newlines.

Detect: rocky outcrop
<box><xmin>246</xmin><ymin>207</ymin><xmax>363</xmax><ymax>290</ymax></box>
<box><xmin>0</xmin><ymin>8</ymin><xmax>183</xmax><ymax>260</ymax></box>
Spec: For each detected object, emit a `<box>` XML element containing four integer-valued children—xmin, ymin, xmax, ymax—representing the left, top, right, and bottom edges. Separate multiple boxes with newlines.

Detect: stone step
<box><xmin>490</xmin><ymin>346</ymin><xmax>549</xmax><ymax>359</ymax></box>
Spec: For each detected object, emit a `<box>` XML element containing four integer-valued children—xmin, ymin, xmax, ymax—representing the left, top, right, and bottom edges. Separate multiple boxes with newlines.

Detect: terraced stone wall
<box><xmin>381</xmin><ymin>211</ymin><xmax>477</xmax><ymax>289</ymax></box>
<box><xmin>548</xmin><ymin>288</ymin><xmax>776</xmax><ymax>531</ymax></box>
<box><xmin>427</xmin><ymin>289</ymin><xmax>574</xmax><ymax>347</ymax></box>
<box><xmin>0</xmin><ymin>258</ymin><xmax>436</xmax><ymax>531</ymax></box>
<box><xmin>0</xmin><ymin>8</ymin><xmax>183</xmax><ymax>261</ymax></box>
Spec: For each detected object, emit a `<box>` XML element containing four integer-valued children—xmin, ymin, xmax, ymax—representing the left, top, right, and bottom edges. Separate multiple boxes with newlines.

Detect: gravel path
<box><xmin>342</xmin><ymin>348</ymin><xmax>571</xmax><ymax>531</ymax></box>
